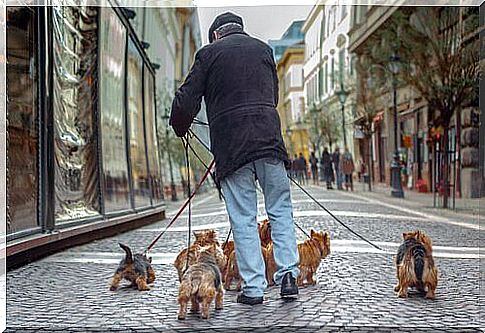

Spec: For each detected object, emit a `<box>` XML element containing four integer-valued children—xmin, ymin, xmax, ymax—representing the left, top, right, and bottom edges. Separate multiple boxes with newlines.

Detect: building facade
<box><xmin>5</xmin><ymin>3</ymin><xmax>203</xmax><ymax>264</ymax></box>
<box><xmin>348</xmin><ymin>5</ymin><xmax>480</xmax><ymax>199</ymax></box>
<box><xmin>276</xmin><ymin>44</ymin><xmax>307</xmax><ymax>160</ymax></box>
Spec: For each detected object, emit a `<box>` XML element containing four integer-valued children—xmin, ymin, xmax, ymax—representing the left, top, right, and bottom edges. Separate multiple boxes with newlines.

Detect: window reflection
<box><xmin>52</xmin><ymin>6</ymin><xmax>100</xmax><ymax>221</ymax></box>
<box><xmin>143</xmin><ymin>67</ymin><xmax>163</xmax><ymax>203</ymax></box>
<box><xmin>99</xmin><ymin>8</ymin><xmax>131</xmax><ymax>212</ymax></box>
<box><xmin>127</xmin><ymin>39</ymin><xmax>151</xmax><ymax>208</ymax></box>
<box><xmin>6</xmin><ymin>7</ymin><xmax>39</xmax><ymax>234</ymax></box>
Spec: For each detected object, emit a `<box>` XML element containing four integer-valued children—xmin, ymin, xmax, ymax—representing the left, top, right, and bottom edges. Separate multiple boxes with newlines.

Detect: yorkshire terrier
<box><xmin>177</xmin><ymin>248</ymin><xmax>224</xmax><ymax>320</ymax></box>
<box><xmin>258</xmin><ymin>219</ymin><xmax>272</xmax><ymax>247</ymax></box>
<box><xmin>224</xmin><ymin>220</ymin><xmax>275</xmax><ymax>289</ymax></box>
<box><xmin>394</xmin><ymin>230</ymin><xmax>438</xmax><ymax>299</ymax></box>
<box><xmin>174</xmin><ymin>230</ymin><xmax>227</xmax><ymax>282</ymax></box>
<box><xmin>223</xmin><ymin>248</ymin><xmax>242</xmax><ymax>291</ymax></box>
<box><xmin>296</xmin><ymin>229</ymin><xmax>331</xmax><ymax>286</ymax></box>
<box><xmin>110</xmin><ymin>243</ymin><xmax>156</xmax><ymax>291</ymax></box>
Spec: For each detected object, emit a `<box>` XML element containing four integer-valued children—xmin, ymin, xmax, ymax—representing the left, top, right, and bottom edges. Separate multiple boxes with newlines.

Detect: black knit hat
<box><xmin>208</xmin><ymin>12</ymin><xmax>244</xmax><ymax>43</ymax></box>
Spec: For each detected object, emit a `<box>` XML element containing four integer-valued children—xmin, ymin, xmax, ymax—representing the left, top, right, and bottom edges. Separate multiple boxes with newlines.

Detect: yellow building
<box><xmin>276</xmin><ymin>44</ymin><xmax>310</xmax><ymax>161</ymax></box>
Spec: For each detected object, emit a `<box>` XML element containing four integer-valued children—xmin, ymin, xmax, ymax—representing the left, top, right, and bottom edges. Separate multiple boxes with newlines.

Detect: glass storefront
<box><xmin>127</xmin><ymin>38</ymin><xmax>151</xmax><ymax>208</ymax></box>
<box><xmin>6</xmin><ymin>7</ymin><xmax>39</xmax><ymax>234</ymax></box>
<box><xmin>143</xmin><ymin>66</ymin><xmax>164</xmax><ymax>204</ymax></box>
<box><xmin>52</xmin><ymin>6</ymin><xmax>101</xmax><ymax>221</ymax></box>
<box><xmin>6</xmin><ymin>5</ymin><xmax>165</xmax><ymax>239</ymax></box>
<box><xmin>99</xmin><ymin>7</ymin><xmax>131</xmax><ymax>213</ymax></box>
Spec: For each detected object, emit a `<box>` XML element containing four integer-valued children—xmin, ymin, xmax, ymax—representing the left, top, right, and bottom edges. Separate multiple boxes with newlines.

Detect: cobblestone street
<box><xmin>6</xmin><ymin>184</ymin><xmax>484</xmax><ymax>332</ymax></box>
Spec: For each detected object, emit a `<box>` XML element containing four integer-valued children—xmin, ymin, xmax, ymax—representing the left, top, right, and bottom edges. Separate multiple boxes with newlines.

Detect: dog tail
<box><xmin>413</xmin><ymin>244</ymin><xmax>426</xmax><ymax>282</ymax></box>
<box><xmin>119</xmin><ymin>243</ymin><xmax>133</xmax><ymax>264</ymax></box>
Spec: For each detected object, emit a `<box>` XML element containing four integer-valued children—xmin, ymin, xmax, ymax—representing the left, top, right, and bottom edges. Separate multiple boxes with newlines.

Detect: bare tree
<box><xmin>364</xmin><ymin>7</ymin><xmax>480</xmax><ymax>207</ymax></box>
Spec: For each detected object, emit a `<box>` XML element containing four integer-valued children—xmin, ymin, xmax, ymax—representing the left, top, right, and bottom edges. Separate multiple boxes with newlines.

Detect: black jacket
<box><xmin>170</xmin><ymin>30</ymin><xmax>289</xmax><ymax>181</ymax></box>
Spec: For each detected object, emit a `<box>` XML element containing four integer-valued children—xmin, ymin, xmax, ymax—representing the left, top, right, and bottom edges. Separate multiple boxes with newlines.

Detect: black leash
<box><xmin>288</xmin><ymin>176</ymin><xmax>384</xmax><ymax>251</ymax></box>
<box><xmin>187</xmin><ymin>129</ymin><xmax>308</xmax><ymax>240</ymax></box>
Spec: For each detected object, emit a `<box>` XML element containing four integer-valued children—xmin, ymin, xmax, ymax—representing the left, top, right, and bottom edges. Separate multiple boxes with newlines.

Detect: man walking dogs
<box><xmin>170</xmin><ymin>12</ymin><xmax>300</xmax><ymax>305</ymax></box>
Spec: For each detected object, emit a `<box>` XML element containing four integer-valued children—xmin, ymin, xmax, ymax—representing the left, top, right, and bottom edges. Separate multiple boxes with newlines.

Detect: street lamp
<box><xmin>162</xmin><ymin>108</ymin><xmax>178</xmax><ymax>201</ymax></box>
<box><xmin>388</xmin><ymin>53</ymin><xmax>404</xmax><ymax>198</ymax></box>
<box><xmin>335</xmin><ymin>83</ymin><xmax>349</xmax><ymax>148</ymax></box>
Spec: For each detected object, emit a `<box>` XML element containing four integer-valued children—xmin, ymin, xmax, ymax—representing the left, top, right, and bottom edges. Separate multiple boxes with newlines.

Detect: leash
<box><xmin>182</xmin><ymin>136</ymin><xmax>192</xmax><ymax>273</ymax></box>
<box><xmin>288</xmin><ymin>175</ymin><xmax>384</xmax><ymax>251</ymax></box>
<box><xmin>143</xmin><ymin>159</ymin><xmax>215</xmax><ymax>254</ymax></box>
<box><xmin>187</xmin><ymin>130</ymin><xmax>383</xmax><ymax>250</ymax></box>
<box><xmin>188</xmin><ymin>130</ymin><xmax>308</xmax><ymax>241</ymax></box>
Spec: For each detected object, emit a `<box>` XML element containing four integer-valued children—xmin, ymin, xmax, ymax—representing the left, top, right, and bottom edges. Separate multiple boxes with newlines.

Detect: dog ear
<box><xmin>310</xmin><ymin>229</ymin><xmax>315</xmax><ymax>237</ymax></box>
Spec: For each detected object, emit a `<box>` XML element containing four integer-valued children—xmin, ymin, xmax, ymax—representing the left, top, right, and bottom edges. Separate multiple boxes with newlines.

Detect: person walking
<box><xmin>332</xmin><ymin>146</ymin><xmax>343</xmax><ymax>190</ymax></box>
<box><xmin>321</xmin><ymin>147</ymin><xmax>334</xmax><ymax>190</ymax></box>
<box><xmin>170</xmin><ymin>12</ymin><xmax>299</xmax><ymax>305</ymax></box>
<box><xmin>341</xmin><ymin>147</ymin><xmax>355</xmax><ymax>191</ymax></box>
<box><xmin>298</xmin><ymin>152</ymin><xmax>307</xmax><ymax>186</ymax></box>
<box><xmin>309</xmin><ymin>152</ymin><xmax>319</xmax><ymax>185</ymax></box>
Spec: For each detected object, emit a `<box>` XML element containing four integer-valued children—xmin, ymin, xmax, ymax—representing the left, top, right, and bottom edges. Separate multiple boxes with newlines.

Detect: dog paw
<box><xmin>398</xmin><ymin>293</ymin><xmax>408</xmax><ymax>298</ymax></box>
<box><xmin>177</xmin><ymin>315</ymin><xmax>186</xmax><ymax>320</ymax></box>
<box><xmin>109</xmin><ymin>286</ymin><xmax>117</xmax><ymax>291</ymax></box>
<box><xmin>425</xmin><ymin>292</ymin><xmax>435</xmax><ymax>300</ymax></box>
<box><xmin>393</xmin><ymin>285</ymin><xmax>400</xmax><ymax>292</ymax></box>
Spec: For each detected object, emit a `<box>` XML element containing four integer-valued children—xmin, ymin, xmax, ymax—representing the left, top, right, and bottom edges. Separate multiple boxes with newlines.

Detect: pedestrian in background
<box><xmin>341</xmin><ymin>147</ymin><xmax>355</xmax><ymax>191</ymax></box>
<box><xmin>333</xmin><ymin>146</ymin><xmax>343</xmax><ymax>190</ymax></box>
<box><xmin>309</xmin><ymin>151</ymin><xmax>319</xmax><ymax>185</ymax></box>
<box><xmin>297</xmin><ymin>152</ymin><xmax>306</xmax><ymax>185</ymax></box>
<box><xmin>321</xmin><ymin>147</ymin><xmax>334</xmax><ymax>190</ymax></box>
<box><xmin>170</xmin><ymin>12</ymin><xmax>300</xmax><ymax>305</ymax></box>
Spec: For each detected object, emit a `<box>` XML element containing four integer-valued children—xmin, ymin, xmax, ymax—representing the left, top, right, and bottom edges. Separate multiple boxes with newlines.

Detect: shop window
<box><xmin>52</xmin><ymin>6</ymin><xmax>101</xmax><ymax>221</ymax></box>
<box><xmin>99</xmin><ymin>7</ymin><xmax>131</xmax><ymax>213</ymax></box>
<box><xmin>143</xmin><ymin>66</ymin><xmax>163</xmax><ymax>204</ymax></box>
<box><xmin>127</xmin><ymin>39</ymin><xmax>151</xmax><ymax>208</ymax></box>
<box><xmin>6</xmin><ymin>7</ymin><xmax>39</xmax><ymax>234</ymax></box>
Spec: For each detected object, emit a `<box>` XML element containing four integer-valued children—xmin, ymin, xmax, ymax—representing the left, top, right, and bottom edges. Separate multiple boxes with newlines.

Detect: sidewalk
<box><xmin>342</xmin><ymin>180</ymin><xmax>480</xmax><ymax>219</ymax></box>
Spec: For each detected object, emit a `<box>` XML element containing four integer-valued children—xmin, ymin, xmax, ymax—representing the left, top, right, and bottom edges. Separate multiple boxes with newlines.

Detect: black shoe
<box><xmin>280</xmin><ymin>272</ymin><xmax>299</xmax><ymax>298</ymax></box>
<box><xmin>236</xmin><ymin>293</ymin><xmax>263</xmax><ymax>305</ymax></box>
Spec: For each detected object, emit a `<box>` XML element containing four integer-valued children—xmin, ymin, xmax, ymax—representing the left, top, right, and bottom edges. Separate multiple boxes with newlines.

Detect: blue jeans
<box><xmin>221</xmin><ymin>157</ymin><xmax>300</xmax><ymax>297</ymax></box>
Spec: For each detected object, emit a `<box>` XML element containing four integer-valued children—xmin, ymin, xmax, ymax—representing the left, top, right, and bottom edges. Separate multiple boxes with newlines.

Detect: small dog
<box><xmin>394</xmin><ymin>230</ymin><xmax>438</xmax><ymax>299</ymax></box>
<box><xmin>258</xmin><ymin>219</ymin><xmax>272</xmax><ymax>247</ymax></box>
<box><xmin>174</xmin><ymin>230</ymin><xmax>227</xmax><ymax>282</ymax></box>
<box><xmin>223</xmin><ymin>248</ymin><xmax>242</xmax><ymax>291</ymax></box>
<box><xmin>177</xmin><ymin>248</ymin><xmax>224</xmax><ymax>320</ymax></box>
<box><xmin>223</xmin><ymin>220</ymin><xmax>274</xmax><ymax>289</ymax></box>
<box><xmin>296</xmin><ymin>229</ymin><xmax>331</xmax><ymax>286</ymax></box>
<box><xmin>174</xmin><ymin>244</ymin><xmax>202</xmax><ymax>282</ymax></box>
<box><xmin>110</xmin><ymin>243</ymin><xmax>156</xmax><ymax>291</ymax></box>
<box><xmin>262</xmin><ymin>242</ymin><xmax>278</xmax><ymax>286</ymax></box>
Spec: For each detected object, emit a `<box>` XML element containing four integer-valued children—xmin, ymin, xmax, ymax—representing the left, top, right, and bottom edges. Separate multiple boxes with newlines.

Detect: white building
<box><xmin>303</xmin><ymin>1</ymin><xmax>356</xmax><ymax>156</ymax></box>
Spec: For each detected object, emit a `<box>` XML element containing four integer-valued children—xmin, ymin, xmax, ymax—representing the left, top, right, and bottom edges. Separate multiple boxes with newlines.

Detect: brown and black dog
<box><xmin>174</xmin><ymin>230</ymin><xmax>226</xmax><ymax>282</ymax></box>
<box><xmin>224</xmin><ymin>219</ymin><xmax>276</xmax><ymax>289</ymax></box>
<box><xmin>109</xmin><ymin>243</ymin><xmax>156</xmax><ymax>291</ymax></box>
<box><xmin>177</xmin><ymin>247</ymin><xmax>224</xmax><ymax>320</ymax></box>
<box><xmin>394</xmin><ymin>230</ymin><xmax>438</xmax><ymax>299</ymax></box>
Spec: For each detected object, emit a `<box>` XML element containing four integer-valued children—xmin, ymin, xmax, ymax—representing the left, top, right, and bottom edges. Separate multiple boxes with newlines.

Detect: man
<box><xmin>309</xmin><ymin>152</ymin><xmax>319</xmax><ymax>185</ymax></box>
<box><xmin>170</xmin><ymin>12</ymin><xmax>299</xmax><ymax>305</ymax></box>
<box><xmin>341</xmin><ymin>147</ymin><xmax>355</xmax><ymax>191</ymax></box>
<box><xmin>333</xmin><ymin>146</ymin><xmax>343</xmax><ymax>190</ymax></box>
<box><xmin>321</xmin><ymin>147</ymin><xmax>334</xmax><ymax>190</ymax></box>
<box><xmin>298</xmin><ymin>152</ymin><xmax>307</xmax><ymax>186</ymax></box>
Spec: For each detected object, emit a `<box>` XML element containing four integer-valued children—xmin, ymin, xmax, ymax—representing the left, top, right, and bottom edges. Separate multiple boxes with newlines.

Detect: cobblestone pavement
<box><xmin>6</xmin><ymin>184</ymin><xmax>484</xmax><ymax>332</ymax></box>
